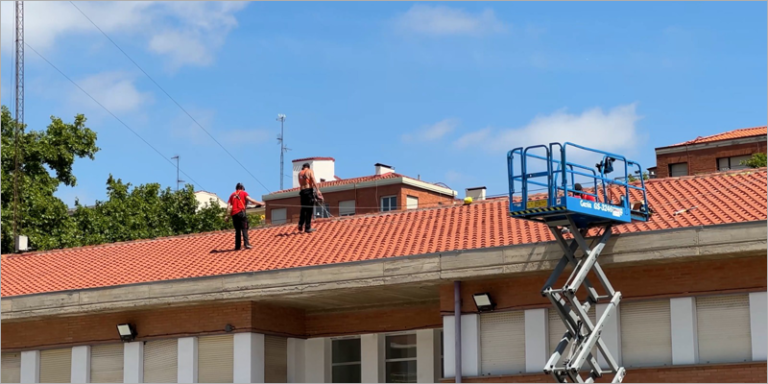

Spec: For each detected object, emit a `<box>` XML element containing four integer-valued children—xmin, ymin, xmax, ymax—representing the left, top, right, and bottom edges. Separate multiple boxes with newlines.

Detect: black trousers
<box><xmin>298</xmin><ymin>189</ymin><xmax>314</xmax><ymax>230</ymax></box>
<box><xmin>232</xmin><ymin>211</ymin><xmax>250</xmax><ymax>249</ymax></box>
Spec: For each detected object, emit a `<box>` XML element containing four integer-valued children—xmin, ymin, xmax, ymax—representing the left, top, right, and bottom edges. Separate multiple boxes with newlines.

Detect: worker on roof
<box><xmin>225</xmin><ymin>183</ymin><xmax>264</xmax><ymax>250</ymax></box>
<box><xmin>573</xmin><ymin>183</ymin><xmax>596</xmax><ymax>202</ymax></box>
<box><xmin>297</xmin><ymin>163</ymin><xmax>320</xmax><ymax>233</ymax></box>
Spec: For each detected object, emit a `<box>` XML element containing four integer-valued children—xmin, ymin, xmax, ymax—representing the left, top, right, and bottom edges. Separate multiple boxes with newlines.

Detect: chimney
<box><xmin>466</xmin><ymin>187</ymin><xmax>486</xmax><ymax>201</ymax></box>
<box><xmin>375</xmin><ymin>163</ymin><xmax>395</xmax><ymax>176</ymax></box>
<box><xmin>291</xmin><ymin>157</ymin><xmax>336</xmax><ymax>189</ymax></box>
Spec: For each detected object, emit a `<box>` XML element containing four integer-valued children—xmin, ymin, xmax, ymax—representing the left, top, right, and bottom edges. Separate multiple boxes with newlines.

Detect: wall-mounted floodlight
<box><xmin>117</xmin><ymin>324</ymin><xmax>137</xmax><ymax>342</ymax></box>
<box><xmin>472</xmin><ymin>293</ymin><xmax>495</xmax><ymax>312</ymax></box>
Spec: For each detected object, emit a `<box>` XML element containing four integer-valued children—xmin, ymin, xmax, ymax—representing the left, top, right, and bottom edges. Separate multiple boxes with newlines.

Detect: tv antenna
<box><xmin>171</xmin><ymin>155</ymin><xmax>185</xmax><ymax>191</ymax></box>
<box><xmin>276</xmin><ymin>114</ymin><xmax>290</xmax><ymax>190</ymax></box>
<box><xmin>13</xmin><ymin>0</ymin><xmax>25</xmax><ymax>252</ymax></box>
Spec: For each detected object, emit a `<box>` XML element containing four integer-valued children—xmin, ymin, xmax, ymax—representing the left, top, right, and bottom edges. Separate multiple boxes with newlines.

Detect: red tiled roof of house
<box><xmin>269</xmin><ymin>172</ymin><xmax>451</xmax><ymax>195</ymax></box>
<box><xmin>2</xmin><ymin>168</ymin><xmax>766</xmax><ymax>297</ymax></box>
<box><xmin>661</xmin><ymin>126</ymin><xmax>767</xmax><ymax>148</ymax></box>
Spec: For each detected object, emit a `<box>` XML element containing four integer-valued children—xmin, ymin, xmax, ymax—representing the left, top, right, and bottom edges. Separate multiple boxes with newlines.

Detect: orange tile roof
<box><xmin>662</xmin><ymin>126</ymin><xmax>767</xmax><ymax>148</ymax></box>
<box><xmin>2</xmin><ymin>168</ymin><xmax>766</xmax><ymax>297</ymax></box>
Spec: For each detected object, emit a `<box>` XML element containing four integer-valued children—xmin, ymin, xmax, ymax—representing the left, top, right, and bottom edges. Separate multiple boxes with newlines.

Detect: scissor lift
<box><xmin>507</xmin><ymin>143</ymin><xmax>652</xmax><ymax>383</ymax></box>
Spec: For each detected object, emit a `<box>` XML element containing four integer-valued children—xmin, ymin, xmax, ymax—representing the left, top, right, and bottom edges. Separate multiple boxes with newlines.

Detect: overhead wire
<box><xmin>25</xmin><ymin>42</ymin><xmax>208</xmax><ymax>192</ymax></box>
<box><xmin>68</xmin><ymin>1</ymin><xmax>272</xmax><ymax>194</ymax></box>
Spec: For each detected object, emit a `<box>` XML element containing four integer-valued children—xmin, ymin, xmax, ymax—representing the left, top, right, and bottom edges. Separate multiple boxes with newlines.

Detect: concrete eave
<box><xmin>262</xmin><ymin>177</ymin><xmax>457</xmax><ymax>201</ymax></box>
<box><xmin>1</xmin><ymin>220</ymin><xmax>765</xmax><ymax>321</ymax></box>
<box><xmin>655</xmin><ymin>135</ymin><xmax>767</xmax><ymax>155</ymax></box>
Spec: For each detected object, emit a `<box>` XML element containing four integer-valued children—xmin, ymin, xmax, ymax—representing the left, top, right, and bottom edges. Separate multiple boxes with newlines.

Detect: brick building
<box><xmin>262</xmin><ymin>157</ymin><xmax>459</xmax><ymax>225</ymax></box>
<box><xmin>1</xmin><ymin>168</ymin><xmax>766</xmax><ymax>384</ymax></box>
<box><xmin>653</xmin><ymin>126</ymin><xmax>766</xmax><ymax>178</ymax></box>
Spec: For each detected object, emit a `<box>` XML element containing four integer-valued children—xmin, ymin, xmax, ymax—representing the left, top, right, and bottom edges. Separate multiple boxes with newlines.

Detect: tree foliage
<box><xmin>2</xmin><ymin>105</ymin><xmax>259</xmax><ymax>254</ymax></box>
<box><xmin>740</xmin><ymin>153</ymin><xmax>767</xmax><ymax>168</ymax></box>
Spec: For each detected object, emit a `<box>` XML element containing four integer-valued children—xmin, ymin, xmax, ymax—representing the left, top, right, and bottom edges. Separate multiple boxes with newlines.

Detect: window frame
<box><xmin>331</xmin><ymin>336</ymin><xmax>362</xmax><ymax>383</ymax></box>
<box><xmin>339</xmin><ymin>200</ymin><xmax>356</xmax><ymax>217</ymax></box>
<box><xmin>314</xmin><ymin>203</ymin><xmax>331</xmax><ymax>218</ymax></box>
<box><xmin>406</xmin><ymin>195</ymin><xmax>419</xmax><ymax>210</ymax></box>
<box><xmin>668</xmin><ymin>162</ymin><xmax>688</xmax><ymax>177</ymax></box>
<box><xmin>384</xmin><ymin>332</ymin><xmax>418</xmax><ymax>383</ymax></box>
<box><xmin>717</xmin><ymin>155</ymin><xmax>752</xmax><ymax>171</ymax></box>
<box><xmin>381</xmin><ymin>196</ymin><xmax>398</xmax><ymax>212</ymax></box>
<box><xmin>271</xmin><ymin>208</ymin><xmax>287</xmax><ymax>225</ymax></box>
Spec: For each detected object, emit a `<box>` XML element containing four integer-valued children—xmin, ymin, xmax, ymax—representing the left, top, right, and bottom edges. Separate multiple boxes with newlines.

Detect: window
<box><xmin>40</xmin><ymin>348</ymin><xmax>72</xmax><ymax>383</ymax></box>
<box><xmin>314</xmin><ymin>203</ymin><xmax>331</xmax><ymax>218</ymax></box>
<box><xmin>1</xmin><ymin>352</ymin><xmax>21</xmax><ymax>383</ymax></box>
<box><xmin>620</xmin><ymin>300</ymin><xmax>673</xmax><ymax>368</ymax></box>
<box><xmin>440</xmin><ymin>330</ymin><xmax>444</xmax><ymax>379</ymax></box>
<box><xmin>717</xmin><ymin>155</ymin><xmax>752</xmax><ymax>171</ymax></box>
<box><xmin>331</xmin><ymin>337</ymin><xmax>361</xmax><ymax>383</ymax></box>
<box><xmin>406</xmin><ymin>196</ymin><xmax>418</xmax><ymax>210</ymax></box>
<box><xmin>385</xmin><ymin>334</ymin><xmax>417</xmax><ymax>383</ymax></box>
<box><xmin>381</xmin><ymin>196</ymin><xmax>397</xmax><ymax>212</ymax></box>
<box><xmin>669</xmin><ymin>163</ymin><xmax>688</xmax><ymax>177</ymax></box>
<box><xmin>198</xmin><ymin>335</ymin><xmax>234</xmax><ymax>383</ymax></box>
<box><xmin>144</xmin><ymin>339</ymin><xmax>178</xmax><ymax>383</ymax></box>
<box><xmin>480</xmin><ymin>311</ymin><xmax>525</xmax><ymax>375</ymax></box>
<box><xmin>265</xmin><ymin>335</ymin><xmax>288</xmax><ymax>383</ymax></box>
<box><xmin>339</xmin><ymin>200</ymin><xmax>356</xmax><ymax>216</ymax></box>
<box><xmin>549</xmin><ymin>306</ymin><xmax>596</xmax><ymax>367</ymax></box>
<box><xmin>91</xmin><ymin>344</ymin><xmax>123</xmax><ymax>383</ymax></box>
<box><xmin>696</xmin><ymin>294</ymin><xmax>752</xmax><ymax>364</ymax></box>
<box><xmin>271</xmin><ymin>208</ymin><xmax>287</xmax><ymax>225</ymax></box>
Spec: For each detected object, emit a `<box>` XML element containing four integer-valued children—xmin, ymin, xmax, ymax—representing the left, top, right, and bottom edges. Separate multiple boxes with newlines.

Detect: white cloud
<box><xmin>402</xmin><ymin>118</ymin><xmax>459</xmax><ymax>143</ymax></box>
<box><xmin>0</xmin><ymin>1</ymin><xmax>248</xmax><ymax>69</ymax></box>
<box><xmin>454</xmin><ymin>103</ymin><xmax>644</xmax><ymax>159</ymax></box>
<box><xmin>69</xmin><ymin>71</ymin><xmax>153</xmax><ymax>113</ymax></box>
<box><xmin>394</xmin><ymin>4</ymin><xmax>507</xmax><ymax>37</ymax></box>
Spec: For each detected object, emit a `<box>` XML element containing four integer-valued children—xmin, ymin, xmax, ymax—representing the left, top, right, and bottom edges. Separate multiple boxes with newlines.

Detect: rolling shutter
<box><xmin>265</xmin><ymin>335</ymin><xmax>288</xmax><ymax>383</ymax></box>
<box><xmin>2</xmin><ymin>352</ymin><xmax>21</xmax><ymax>383</ymax></box>
<box><xmin>548</xmin><ymin>306</ymin><xmax>596</xmax><ymax>366</ymax></box>
<box><xmin>40</xmin><ymin>348</ymin><xmax>71</xmax><ymax>383</ymax></box>
<box><xmin>406</xmin><ymin>196</ymin><xmax>419</xmax><ymax>210</ymax></box>
<box><xmin>143</xmin><ymin>339</ymin><xmax>178</xmax><ymax>383</ymax></box>
<box><xmin>271</xmin><ymin>208</ymin><xmax>287</xmax><ymax>225</ymax></box>
<box><xmin>339</xmin><ymin>200</ymin><xmax>355</xmax><ymax>216</ymax></box>
<box><xmin>697</xmin><ymin>294</ymin><xmax>752</xmax><ymax>364</ymax></box>
<box><xmin>669</xmin><ymin>163</ymin><xmax>688</xmax><ymax>177</ymax></box>
<box><xmin>620</xmin><ymin>300</ymin><xmax>672</xmax><ymax>368</ymax></box>
<box><xmin>91</xmin><ymin>344</ymin><xmax>124</xmax><ymax>383</ymax></box>
<box><xmin>198</xmin><ymin>335</ymin><xmax>234</xmax><ymax>383</ymax></box>
<box><xmin>480</xmin><ymin>311</ymin><xmax>525</xmax><ymax>375</ymax></box>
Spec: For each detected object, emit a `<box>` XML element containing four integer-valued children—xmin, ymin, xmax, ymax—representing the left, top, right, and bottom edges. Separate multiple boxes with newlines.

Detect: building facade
<box><xmin>262</xmin><ymin>157</ymin><xmax>458</xmax><ymax>225</ymax></box>
<box><xmin>1</xmin><ymin>168</ymin><xmax>766</xmax><ymax>384</ymax></box>
<box><xmin>654</xmin><ymin>126</ymin><xmax>766</xmax><ymax>178</ymax></box>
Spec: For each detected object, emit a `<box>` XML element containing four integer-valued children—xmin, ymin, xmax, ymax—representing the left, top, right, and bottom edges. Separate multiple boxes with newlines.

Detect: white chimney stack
<box><xmin>291</xmin><ymin>157</ymin><xmax>336</xmax><ymax>189</ymax></box>
<box><xmin>466</xmin><ymin>187</ymin><xmax>486</xmax><ymax>201</ymax></box>
<box><xmin>375</xmin><ymin>163</ymin><xmax>395</xmax><ymax>176</ymax></box>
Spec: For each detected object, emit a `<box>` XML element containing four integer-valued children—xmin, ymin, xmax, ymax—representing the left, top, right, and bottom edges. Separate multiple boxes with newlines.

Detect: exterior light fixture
<box><xmin>473</xmin><ymin>293</ymin><xmax>495</xmax><ymax>312</ymax></box>
<box><xmin>117</xmin><ymin>324</ymin><xmax>137</xmax><ymax>342</ymax></box>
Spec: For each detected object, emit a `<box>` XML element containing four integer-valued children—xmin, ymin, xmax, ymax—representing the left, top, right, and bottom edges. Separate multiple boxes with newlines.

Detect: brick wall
<box><xmin>305</xmin><ymin>303</ymin><xmax>442</xmax><ymax>338</ymax></box>
<box><xmin>441</xmin><ymin>362</ymin><xmax>767</xmax><ymax>383</ymax></box>
<box><xmin>439</xmin><ymin>255</ymin><xmax>766</xmax><ymax>313</ymax></box>
<box><xmin>265</xmin><ymin>183</ymin><xmax>455</xmax><ymax>224</ymax></box>
<box><xmin>1</xmin><ymin>301</ymin><xmax>305</xmax><ymax>351</ymax></box>
<box><xmin>656</xmin><ymin>141</ymin><xmax>766</xmax><ymax>178</ymax></box>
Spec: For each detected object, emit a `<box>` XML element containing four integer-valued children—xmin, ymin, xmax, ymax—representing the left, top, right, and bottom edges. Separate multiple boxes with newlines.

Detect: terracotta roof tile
<box><xmin>2</xmin><ymin>168</ymin><xmax>766</xmax><ymax>297</ymax></box>
<box><xmin>662</xmin><ymin>126</ymin><xmax>766</xmax><ymax>148</ymax></box>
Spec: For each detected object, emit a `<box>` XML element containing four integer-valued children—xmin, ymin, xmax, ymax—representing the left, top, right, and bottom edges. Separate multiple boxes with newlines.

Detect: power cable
<box><xmin>68</xmin><ymin>1</ymin><xmax>272</xmax><ymax>194</ymax></box>
<box><xmin>25</xmin><ymin>42</ymin><xmax>208</xmax><ymax>192</ymax></box>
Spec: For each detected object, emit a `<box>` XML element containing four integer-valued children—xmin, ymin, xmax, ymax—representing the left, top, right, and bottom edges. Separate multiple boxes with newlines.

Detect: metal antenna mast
<box><xmin>171</xmin><ymin>155</ymin><xmax>185</xmax><ymax>191</ymax></box>
<box><xmin>13</xmin><ymin>0</ymin><xmax>24</xmax><ymax>252</ymax></box>
<box><xmin>276</xmin><ymin>114</ymin><xmax>290</xmax><ymax>190</ymax></box>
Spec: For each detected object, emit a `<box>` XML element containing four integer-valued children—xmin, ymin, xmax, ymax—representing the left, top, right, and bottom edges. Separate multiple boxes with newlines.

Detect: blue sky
<box><xmin>1</xmin><ymin>1</ymin><xmax>766</xmax><ymax>207</ymax></box>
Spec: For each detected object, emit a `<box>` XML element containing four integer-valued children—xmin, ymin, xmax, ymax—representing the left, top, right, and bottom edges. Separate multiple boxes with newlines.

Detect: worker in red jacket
<box><xmin>573</xmin><ymin>183</ymin><xmax>596</xmax><ymax>201</ymax></box>
<box><xmin>226</xmin><ymin>183</ymin><xmax>264</xmax><ymax>250</ymax></box>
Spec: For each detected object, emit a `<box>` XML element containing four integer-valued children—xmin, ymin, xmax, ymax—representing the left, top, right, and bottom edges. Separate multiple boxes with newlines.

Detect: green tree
<box><xmin>740</xmin><ymin>153</ymin><xmax>767</xmax><ymax>168</ymax></box>
<box><xmin>1</xmin><ymin>105</ymin><xmax>99</xmax><ymax>253</ymax></box>
<box><xmin>628</xmin><ymin>172</ymin><xmax>650</xmax><ymax>182</ymax></box>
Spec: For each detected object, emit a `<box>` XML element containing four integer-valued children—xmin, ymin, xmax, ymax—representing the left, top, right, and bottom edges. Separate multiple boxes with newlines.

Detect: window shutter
<box><xmin>548</xmin><ymin>306</ymin><xmax>596</xmax><ymax>366</ymax></box>
<box><xmin>669</xmin><ymin>163</ymin><xmax>688</xmax><ymax>177</ymax></box>
<box><xmin>339</xmin><ymin>200</ymin><xmax>355</xmax><ymax>216</ymax></box>
<box><xmin>198</xmin><ymin>335</ymin><xmax>234</xmax><ymax>383</ymax></box>
<box><xmin>265</xmin><ymin>335</ymin><xmax>288</xmax><ymax>383</ymax></box>
<box><xmin>40</xmin><ymin>348</ymin><xmax>72</xmax><ymax>383</ymax></box>
<box><xmin>480</xmin><ymin>311</ymin><xmax>526</xmax><ymax>375</ymax></box>
<box><xmin>730</xmin><ymin>155</ymin><xmax>752</xmax><ymax>170</ymax></box>
<box><xmin>406</xmin><ymin>196</ymin><xmax>418</xmax><ymax>210</ymax></box>
<box><xmin>2</xmin><ymin>352</ymin><xmax>21</xmax><ymax>383</ymax></box>
<box><xmin>143</xmin><ymin>339</ymin><xmax>178</xmax><ymax>383</ymax></box>
<box><xmin>619</xmin><ymin>300</ymin><xmax>672</xmax><ymax>367</ymax></box>
<box><xmin>91</xmin><ymin>344</ymin><xmax>123</xmax><ymax>383</ymax></box>
<box><xmin>697</xmin><ymin>294</ymin><xmax>752</xmax><ymax>364</ymax></box>
<box><xmin>271</xmin><ymin>208</ymin><xmax>287</xmax><ymax>225</ymax></box>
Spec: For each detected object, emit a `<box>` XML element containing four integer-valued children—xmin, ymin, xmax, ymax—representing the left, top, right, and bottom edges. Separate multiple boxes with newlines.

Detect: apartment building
<box><xmin>262</xmin><ymin>157</ymin><xmax>458</xmax><ymax>225</ymax></box>
<box><xmin>1</xmin><ymin>167</ymin><xmax>766</xmax><ymax>384</ymax></box>
<box><xmin>652</xmin><ymin>126</ymin><xmax>766</xmax><ymax>178</ymax></box>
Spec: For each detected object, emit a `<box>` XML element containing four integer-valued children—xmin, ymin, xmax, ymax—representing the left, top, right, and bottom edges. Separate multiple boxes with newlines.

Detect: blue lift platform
<box><xmin>507</xmin><ymin>143</ymin><xmax>653</xmax><ymax>384</ymax></box>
